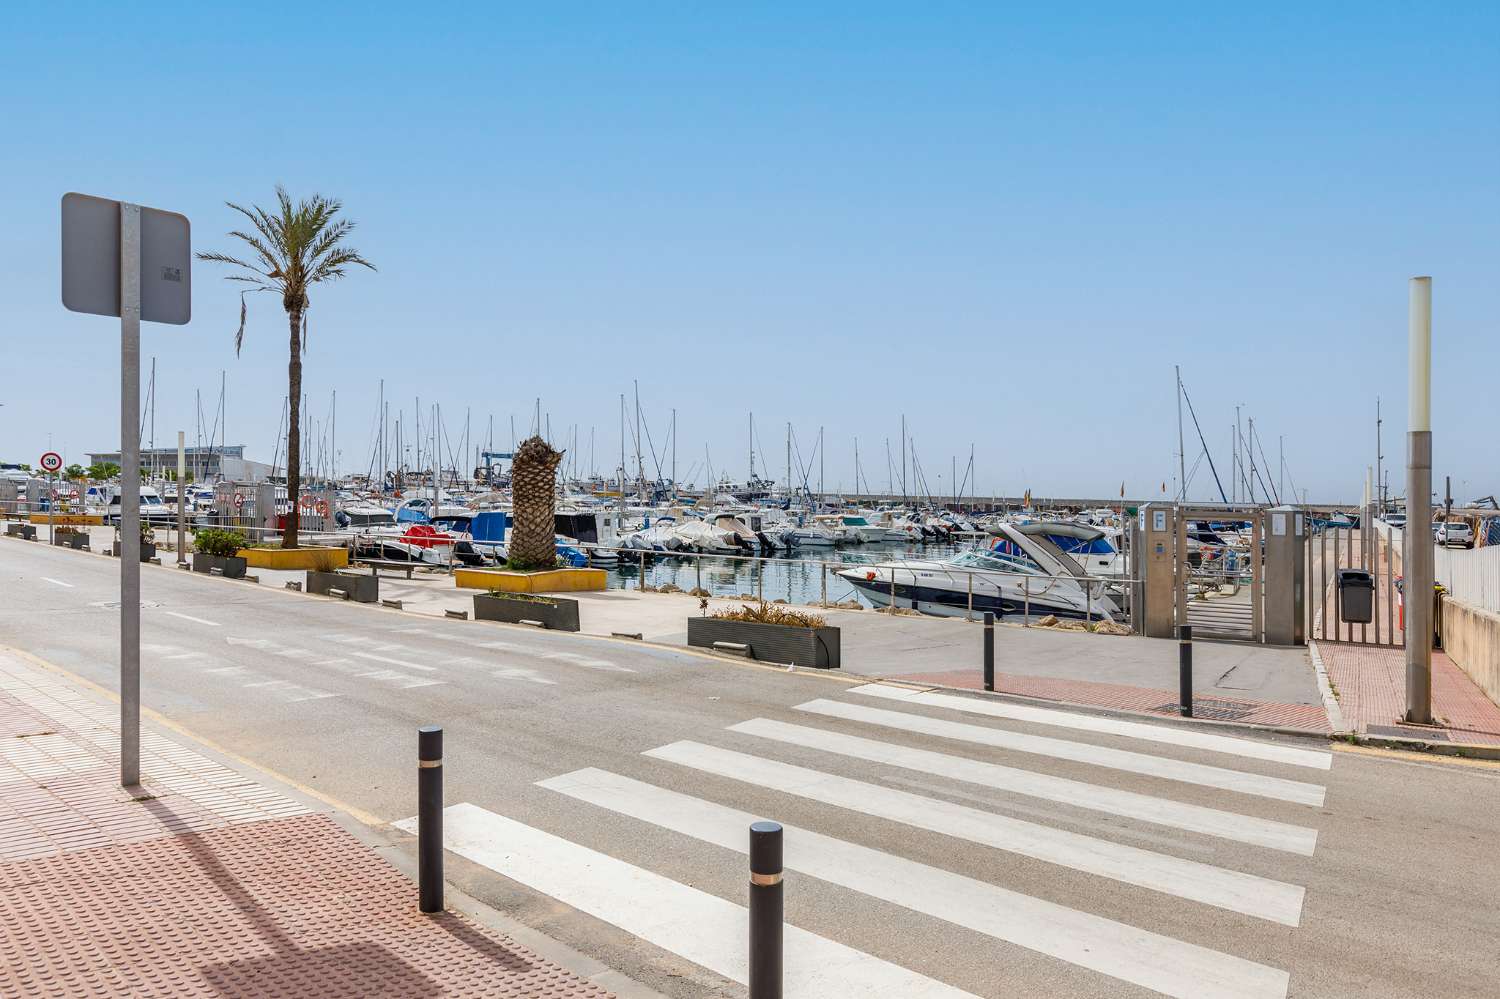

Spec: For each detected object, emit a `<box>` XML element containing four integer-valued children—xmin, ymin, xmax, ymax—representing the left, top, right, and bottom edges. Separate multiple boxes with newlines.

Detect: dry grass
<box><xmin>711</xmin><ymin>603</ymin><xmax>827</xmax><ymax>628</ymax></box>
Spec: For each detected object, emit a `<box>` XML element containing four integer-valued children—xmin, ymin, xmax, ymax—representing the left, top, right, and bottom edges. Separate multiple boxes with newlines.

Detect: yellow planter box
<box><xmin>29</xmin><ymin>513</ymin><xmax>104</xmax><ymax>526</ymax></box>
<box><xmin>454</xmin><ymin>567</ymin><xmax>606</xmax><ymax>593</ymax></box>
<box><xmin>236</xmin><ymin>546</ymin><xmax>349</xmax><ymax>571</ymax></box>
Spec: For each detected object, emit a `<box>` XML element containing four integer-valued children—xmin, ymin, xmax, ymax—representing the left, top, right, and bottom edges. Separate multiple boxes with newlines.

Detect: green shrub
<box><xmin>485</xmin><ymin>590</ymin><xmax>557</xmax><ymax>605</ymax></box>
<box><xmin>194</xmin><ymin>528</ymin><xmax>246</xmax><ymax>558</ymax></box>
<box><xmin>710</xmin><ymin>603</ymin><xmax>827</xmax><ymax>628</ymax></box>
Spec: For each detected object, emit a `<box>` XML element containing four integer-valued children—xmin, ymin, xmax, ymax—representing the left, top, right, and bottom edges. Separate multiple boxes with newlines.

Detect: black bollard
<box><xmin>982</xmin><ymin>611</ymin><xmax>995</xmax><ymax>692</ymax></box>
<box><xmin>1178</xmin><ymin>625</ymin><xmax>1193</xmax><ymax>718</ymax></box>
<box><xmin>418</xmin><ymin>725</ymin><xmax>444</xmax><ymax>913</ymax></box>
<box><xmin>749</xmin><ymin>821</ymin><xmax>783</xmax><ymax>999</ymax></box>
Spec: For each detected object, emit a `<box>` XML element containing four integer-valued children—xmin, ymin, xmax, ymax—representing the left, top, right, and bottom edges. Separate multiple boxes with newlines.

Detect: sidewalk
<box><xmin>1315</xmin><ymin>641</ymin><xmax>1500</xmax><ymax>745</ymax></box>
<box><xmin>0</xmin><ymin>649</ymin><xmax>617</xmax><ymax>998</ymax></box>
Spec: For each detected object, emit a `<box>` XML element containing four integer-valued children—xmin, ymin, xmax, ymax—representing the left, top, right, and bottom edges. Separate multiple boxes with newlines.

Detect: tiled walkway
<box><xmin>0</xmin><ymin>648</ymin><xmax>615</xmax><ymax>998</ymax></box>
<box><xmin>1316</xmin><ymin>641</ymin><xmax>1500</xmax><ymax>745</ymax></box>
<box><xmin>890</xmin><ymin>667</ymin><xmax>1333</xmax><ymax>732</ymax></box>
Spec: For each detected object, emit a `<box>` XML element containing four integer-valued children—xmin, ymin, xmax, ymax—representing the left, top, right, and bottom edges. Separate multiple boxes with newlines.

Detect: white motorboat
<box><xmin>669</xmin><ymin>519</ymin><xmax>741</xmax><ymax>554</ymax></box>
<box><xmin>836</xmin><ymin>523</ymin><xmax>1119</xmax><ymax>620</ymax></box>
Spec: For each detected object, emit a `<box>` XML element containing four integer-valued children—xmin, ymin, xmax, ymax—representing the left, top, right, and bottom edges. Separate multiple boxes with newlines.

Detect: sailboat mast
<box><xmin>1176</xmin><ymin>365</ymin><xmax>1187</xmax><ymax>501</ymax></box>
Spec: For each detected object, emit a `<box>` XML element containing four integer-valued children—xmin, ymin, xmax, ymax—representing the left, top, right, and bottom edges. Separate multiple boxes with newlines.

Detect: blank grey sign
<box><xmin>61</xmin><ymin>192</ymin><xmax>191</xmax><ymax>325</ymax></box>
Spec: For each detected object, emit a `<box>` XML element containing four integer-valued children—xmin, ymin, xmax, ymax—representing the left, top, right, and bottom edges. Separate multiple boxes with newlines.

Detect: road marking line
<box><xmin>349</xmin><ymin>651</ymin><xmax>438</xmax><ymax>672</ymax></box>
<box><xmin>796</xmin><ymin>699</ymin><xmax>1326</xmax><ymax>807</ymax></box>
<box><xmin>353</xmin><ymin>668</ymin><xmax>445</xmax><ymax>689</ymax></box>
<box><xmin>852</xmin><ymin>684</ymin><xmax>1333</xmax><ymax>771</ymax></box>
<box><xmin>393</xmin><ymin>803</ymin><xmax>978</xmax><ymax>998</ymax></box>
<box><xmin>535</xmin><ymin>651</ymin><xmax>636</xmax><ymax>673</ymax></box>
<box><xmin>645</xmin><ymin>741</ymin><xmax>1305</xmax><ymax>926</ymax></box>
<box><xmin>491</xmin><ymin>667</ymin><xmax>558</xmax><ymax>686</ymax></box>
<box><xmin>164</xmin><ymin>611</ymin><xmax>220</xmax><ymax>627</ymax></box>
<box><xmin>40</xmin><ymin>577</ymin><xmax>73</xmax><ymax>588</ymax></box>
<box><xmin>729</xmin><ymin>718</ymin><xmax>1318</xmax><ymax>855</ymax></box>
<box><xmin>540</xmin><ymin>768</ymin><xmax>1290</xmax><ymax>999</ymax></box>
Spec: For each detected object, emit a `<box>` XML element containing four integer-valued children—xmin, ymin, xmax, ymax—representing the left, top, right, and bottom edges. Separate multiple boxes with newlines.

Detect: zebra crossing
<box><xmin>399</xmin><ymin>682</ymin><xmax>1333</xmax><ymax>998</ymax></box>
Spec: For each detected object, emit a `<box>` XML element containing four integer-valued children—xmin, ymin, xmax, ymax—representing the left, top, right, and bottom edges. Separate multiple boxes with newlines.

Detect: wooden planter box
<box><xmin>473</xmin><ymin>592</ymin><xmax>580</xmax><ymax>632</ymax></box>
<box><xmin>687</xmin><ymin>617</ymin><xmax>841</xmax><ymax>669</ymax></box>
<box><xmin>6</xmin><ymin>523</ymin><xmax>36</xmax><ymax>540</ymax></box>
<box><xmin>52</xmin><ymin>531</ymin><xmax>90</xmax><ymax>550</ymax></box>
<box><xmin>192</xmin><ymin>553</ymin><xmax>247</xmax><ymax>579</ymax></box>
<box><xmin>307</xmin><ymin>569</ymin><xmax>379</xmax><ymax>603</ymax></box>
<box><xmin>111</xmin><ymin>542</ymin><xmax>157</xmax><ymax>562</ymax></box>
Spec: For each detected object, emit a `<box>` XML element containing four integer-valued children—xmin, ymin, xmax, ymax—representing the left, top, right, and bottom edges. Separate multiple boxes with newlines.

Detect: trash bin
<box><xmin>1337</xmin><ymin>569</ymin><xmax>1374</xmax><ymax>624</ymax></box>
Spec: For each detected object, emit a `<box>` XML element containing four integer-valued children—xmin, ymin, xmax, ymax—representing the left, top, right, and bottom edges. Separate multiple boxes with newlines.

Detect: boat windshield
<box><xmin>1045</xmin><ymin>534</ymin><xmax>1116</xmax><ymax>555</ymax></box>
<box><xmin>949</xmin><ymin>550</ymin><xmax>1042</xmax><ymax>574</ymax></box>
<box><xmin>346</xmin><ymin>511</ymin><xmax>396</xmax><ymax>527</ymax></box>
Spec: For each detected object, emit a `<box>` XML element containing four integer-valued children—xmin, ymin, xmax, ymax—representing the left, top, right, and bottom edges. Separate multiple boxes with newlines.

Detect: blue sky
<box><xmin>2</xmin><ymin>3</ymin><xmax>1495</xmax><ymax>501</ymax></box>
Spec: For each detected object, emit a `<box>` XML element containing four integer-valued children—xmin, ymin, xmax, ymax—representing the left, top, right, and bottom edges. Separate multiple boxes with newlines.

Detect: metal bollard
<box><xmin>639</xmin><ymin>549</ymin><xmax>646</xmax><ymax>589</ymax></box>
<box><xmin>1178</xmin><ymin>625</ymin><xmax>1193</xmax><ymax>718</ymax></box>
<box><xmin>983</xmin><ymin>611</ymin><xmax>995</xmax><ymax>691</ymax></box>
<box><xmin>749</xmin><ymin>821</ymin><xmax>783</xmax><ymax>999</ymax></box>
<box><xmin>418</xmin><ymin>725</ymin><xmax>444</xmax><ymax>913</ymax></box>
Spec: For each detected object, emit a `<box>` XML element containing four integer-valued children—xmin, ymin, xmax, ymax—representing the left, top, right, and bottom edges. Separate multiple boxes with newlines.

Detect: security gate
<box><xmin>1135</xmin><ymin>503</ymin><xmax>1305</xmax><ymax>645</ymax></box>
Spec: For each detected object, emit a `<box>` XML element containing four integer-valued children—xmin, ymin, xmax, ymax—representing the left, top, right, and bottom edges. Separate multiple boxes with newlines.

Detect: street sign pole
<box><xmin>177</xmin><ymin>430</ymin><xmax>187</xmax><ymax>566</ymax></box>
<box><xmin>49</xmin><ymin>472</ymin><xmax>55</xmax><ymax>544</ymax></box>
<box><xmin>120</xmin><ymin>202</ymin><xmax>142</xmax><ymax>787</ymax></box>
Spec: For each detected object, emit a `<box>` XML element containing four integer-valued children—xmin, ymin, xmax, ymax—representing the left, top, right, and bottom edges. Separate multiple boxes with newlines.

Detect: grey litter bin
<box><xmin>1337</xmin><ymin>569</ymin><xmax>1374</xmax><ymax>624</ymax></box>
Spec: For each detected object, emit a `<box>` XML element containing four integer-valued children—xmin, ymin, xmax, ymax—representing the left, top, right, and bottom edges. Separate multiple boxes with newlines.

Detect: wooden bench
<box><xmin>352</xmin><ymin>558</ymin><xmax>420</xmax><ymax>580</ymax></box>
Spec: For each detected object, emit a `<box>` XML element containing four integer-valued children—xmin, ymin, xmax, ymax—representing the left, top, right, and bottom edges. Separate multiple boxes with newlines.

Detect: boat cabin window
<box><xmin>343</xmin><ymin>510</ymin><xmax>396</xmax><ymax>527</ymax></box>
<box><xmin>953</xmin><ymin>549</ymin><xmax>1042</xmax><ymax>574</ymax></box>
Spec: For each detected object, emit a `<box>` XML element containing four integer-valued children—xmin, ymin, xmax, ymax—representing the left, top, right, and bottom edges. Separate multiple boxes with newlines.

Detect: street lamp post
<box><xmin>1405</xmin><ymin>276</ymin><xmax>1433</xmax><ymax>724</ymax></box>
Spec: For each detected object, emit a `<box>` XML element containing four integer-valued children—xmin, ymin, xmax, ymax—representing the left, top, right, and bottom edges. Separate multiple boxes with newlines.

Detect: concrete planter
<box><xmin>307</xmin><ymin>569</ymin><xmax>379</xmax><ymax>603</ymax></box>
<box><xmin>473</xmin><ymin>592</ymin><xmax>580</xmax><ymax>632</ymax></box>
<box><xmin>6</xmin><ymin>523</ymin><xmax>36</xmax><ymax>540</ymax></box>
<box><xmin>454</xmin><ymin>567</ymin><xmax>606</xmax><ymax>593</ymax></box>
<box><xmin>192</xmin><ymin>553</ymin><xmax>247</xmax><ymax>579</ymax></box>
<box><xmin>687</xmin><ymin>617</ymin><xmax>841</xmax><ymax>669</ymax></box>
<box><xmin>52</xmin><ymin>531</ymin><xmax>90</xmax><ymax>550</ymax></box>
<box><xmin>238</xmin><ymin>546</ymin><xmax>348</xmax><ymax>571</ymax></box>
<box><xmin>111</xmin><ymin>541</ymin><xmax>157</xmax><ymax>562</ymax></box>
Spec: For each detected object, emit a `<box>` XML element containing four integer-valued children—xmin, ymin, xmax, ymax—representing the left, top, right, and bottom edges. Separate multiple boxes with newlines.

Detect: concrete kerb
<box><xmin>3</xmin><ymin>644</ymin><xmax>667</xmax><ymax>999</ymax></box>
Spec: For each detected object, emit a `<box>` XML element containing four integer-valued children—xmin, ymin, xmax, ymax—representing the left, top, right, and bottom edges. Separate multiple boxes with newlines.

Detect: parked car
<box><xmin>1436</xmin><ymin>521</ymin><xmax>1474</xmax><ymax>548</ymax></box>
<box><xmin>1383</xmin><ymin>512</ymin><xmax>1407</xmax><ymax>528</ymax></box>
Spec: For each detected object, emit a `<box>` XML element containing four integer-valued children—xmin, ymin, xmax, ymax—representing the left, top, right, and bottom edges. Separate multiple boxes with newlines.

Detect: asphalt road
<box><xmin>3</xmin><ymin>538</ymin><xmax>1498</xmax><ymax>998</ymax></box>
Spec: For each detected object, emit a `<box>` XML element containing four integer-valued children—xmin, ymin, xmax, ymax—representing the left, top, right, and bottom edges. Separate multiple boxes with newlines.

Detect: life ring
<box><xmin>316</xmin><ymin>500</ymin><xmax>330</xmax><ymax>517</ymax></box>
<box><xmin>865</xmin><ymin>570</ymin><xmax>877</xmax><ymax>581</ymax></box>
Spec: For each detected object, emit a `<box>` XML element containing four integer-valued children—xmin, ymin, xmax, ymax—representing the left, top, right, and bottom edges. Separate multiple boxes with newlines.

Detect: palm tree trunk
<box><xmin>284</xmin><ymin>308</ymin><xmax>302</xmax><ymax>549</ymax></box>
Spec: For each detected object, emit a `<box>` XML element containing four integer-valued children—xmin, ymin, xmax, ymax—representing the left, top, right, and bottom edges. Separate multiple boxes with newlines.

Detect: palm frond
<box><xmin>202</xmin><ymin>187</ymin><xmax>374</xmax><ymax>357</ymax></box>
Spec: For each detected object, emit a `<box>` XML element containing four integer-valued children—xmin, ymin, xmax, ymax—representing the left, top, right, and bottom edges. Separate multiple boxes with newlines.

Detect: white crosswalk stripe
<box><xmin>539</xmin><ymin>768</ymin><xmax>1291</xmax><ymax>999</ymax></box>
<box><xmin>728</xmin><ymin>716</ymin><xmax>1319</xmax><ymax>854</ymax></box>
<box><xmin>415</xmin><ymin>687</ymin><xmax>1325</xmax><ymax>998</ymax></box>
<box><xmin>395</xmin><ymin>802</ymin><xmax>979</xmax><ymax>998</ymax></box>
<box><xmin>851</xmin><ymin>683</ymin><xmax>1333</xmax><ymax>770</ymax></box>
<box><xmin>795</xmin><ymin>697</ymin><xmax>1327</xmax><ymax>806</ymax></box>
<box><xmin>645</xmin><ymin>740</ymin><xmax>1305</xmax><ymax>925</ymax></box>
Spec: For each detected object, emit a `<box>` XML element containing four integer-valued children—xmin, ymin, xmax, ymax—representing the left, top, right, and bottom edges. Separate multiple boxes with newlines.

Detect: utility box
<box><xmin>1338</xmin><ymin>569</ymin><xmax>1374</xmax><ymax>624</ymax></box>
<box><xmin>1263</xmin><ymin>505</ymin><xmax>1307</xmax><ymax>645</ymax></box>
<box><xmin>1138</xmin><ymin>503</ymin><xmax>1178</xmax><ymax>639</ymax></box>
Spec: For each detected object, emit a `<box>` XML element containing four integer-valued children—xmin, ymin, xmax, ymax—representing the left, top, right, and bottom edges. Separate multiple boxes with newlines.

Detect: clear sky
<box><xmin>2</xmin><ymin>3</ymin><xmax>1495</xmax><ymax>502</ymax></box>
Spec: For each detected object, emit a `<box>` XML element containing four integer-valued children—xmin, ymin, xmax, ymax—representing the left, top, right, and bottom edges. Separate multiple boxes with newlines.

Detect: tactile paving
<box><xmin>0</xmin><ymin>813</ymin><xmax>615</xmax><ymax>998</ymax></box>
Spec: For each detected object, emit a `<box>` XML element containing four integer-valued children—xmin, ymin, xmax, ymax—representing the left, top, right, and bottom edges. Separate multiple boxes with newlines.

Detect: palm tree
<box><xmin>197</xmin><ymin>187</ymin><xmax>374</xmax><ymax>547</ymax></box>
<box><xmin>509</xmin><ymin>435</ymin><xmax>564</xmax><ymax>569</ymax></box>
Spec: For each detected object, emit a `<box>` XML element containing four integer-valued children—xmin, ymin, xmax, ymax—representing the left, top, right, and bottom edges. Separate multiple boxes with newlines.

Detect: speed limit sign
<box><xmin>38</xmin><ymin>451</ymin><xmax>63</xmax><ymax>474</ymax></box>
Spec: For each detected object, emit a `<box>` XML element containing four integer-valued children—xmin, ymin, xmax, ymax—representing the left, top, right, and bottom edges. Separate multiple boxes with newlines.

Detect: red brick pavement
<box><xmin>889</xmin><ymin>668</ymin><xmax>1333</xmax><ymax>731</ymax></box>
<box><xmin>0</xmin><ymin>649</ymin><xmax>615</xmax><ymax>998</ymax></box>
<box><xmin>0</xmin><ymin>813</ymin><xmax>614</xmax><ymax>998</ymax></box>
<box><xmin>1316</xmin><ymin>642</ymin><xmax>1500</xmax><ymax>745</ymax></box>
